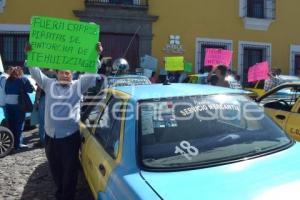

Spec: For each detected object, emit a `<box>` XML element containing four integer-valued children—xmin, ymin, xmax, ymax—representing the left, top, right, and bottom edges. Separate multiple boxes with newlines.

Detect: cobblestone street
<box><xmin>0</xmin><ymin>129</ymin><xmax>93</xmax><ymax>200</ymax></box>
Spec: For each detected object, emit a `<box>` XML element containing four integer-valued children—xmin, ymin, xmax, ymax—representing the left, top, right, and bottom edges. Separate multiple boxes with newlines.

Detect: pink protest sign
<box><xmin>247</xmin><ymin>61</ymin><xmax>269</xmax><ymax>82</ymax></box>
<box><xmin>204</xmin><ymin>48</ymin><xmax>233</xmax><ymax>67</ymax></box>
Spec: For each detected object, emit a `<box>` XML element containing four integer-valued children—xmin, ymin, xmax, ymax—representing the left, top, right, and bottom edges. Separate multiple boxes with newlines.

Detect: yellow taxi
<box><xmin>257</xmin><ymin>82</ymin><xmax>300</xmax><ymax>141</ymax></box>
<box><xmin>187</xmin><ymin>73</ymin><xmax>242</xmax><ymax>89</ymax></box>
<box><xmin>245</xmin><ymin>80</ymin><xmax>266</xmax><ymax>96</ymax></box>
<box><xmin>246</xmin><ymin>75</ymin><xmax>300</xmax><ymax>97</ymax></box>
<box><xmin>186</xmin><ymin>73</ymin><xmax>208</xmax><ymax>84</ymax></box>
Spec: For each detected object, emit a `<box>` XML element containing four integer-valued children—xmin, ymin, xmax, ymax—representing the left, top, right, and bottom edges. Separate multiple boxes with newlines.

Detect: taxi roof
<box><xmin>113</xmin><ymin>83</ymin><xmax>248</xmax><ymax>101</ymax></box>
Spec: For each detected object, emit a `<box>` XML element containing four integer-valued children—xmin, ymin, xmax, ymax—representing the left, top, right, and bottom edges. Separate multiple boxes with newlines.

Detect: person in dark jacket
<box><xmin>5</xmin><ymin>66</ymin><xmax>34</xmax><ymax>149</ymax></box>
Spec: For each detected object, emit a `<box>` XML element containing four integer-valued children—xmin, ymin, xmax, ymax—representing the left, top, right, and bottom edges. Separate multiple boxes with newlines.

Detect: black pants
<box><xmin>45</xmin><ymin>132</ymin><xmax>81</xmax><ymax>200</ymax></box>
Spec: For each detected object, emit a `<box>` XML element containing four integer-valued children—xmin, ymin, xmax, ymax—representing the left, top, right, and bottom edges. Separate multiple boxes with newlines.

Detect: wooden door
<box><xmin>101</xmin><ymin>33</ymin><xmax>139</xmax><ymax>72</ymax></box>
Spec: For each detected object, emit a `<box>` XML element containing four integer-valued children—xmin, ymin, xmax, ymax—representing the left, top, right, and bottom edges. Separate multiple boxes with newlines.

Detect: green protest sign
<box><xmin>27</xmin><ymin>16</ymin><xmax>100</xmax><ymax>73</ymax></box>
<box><xmin>184</xmin><ymin>62</ymin><xmax>192</xmax><ymax>72</ymax></box>
<box><xmin>165</xmin><ymin>56</ymin><xmax>184</xmax><ymax>71</ymax></box>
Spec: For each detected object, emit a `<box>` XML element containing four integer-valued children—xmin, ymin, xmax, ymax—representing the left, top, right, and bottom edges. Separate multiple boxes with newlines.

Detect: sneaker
<box><xmin>12</xmin><ymin>144</ymin><xmax>28</xmax><ymax>153</ymax></box>
<box><xmin>33</xmin><ymin>142</ymin><xmax>44</xmax><ymax>148</ymax></box>
<box><xmin>19</xmin><ymin>144</ymin><xmax>29</xmax><ymax>149</ymax></box>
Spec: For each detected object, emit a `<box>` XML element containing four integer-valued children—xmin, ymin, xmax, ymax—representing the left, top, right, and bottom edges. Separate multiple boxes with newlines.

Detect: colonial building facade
<box><xmin>0</xmin><ymin>0</ymin><xmax>157</xmax><ymax>71</ymax></box>
<box><xmin>150</xmin><ymin>0</ymin><xmax>300</xmax><ymax>84</ymax></box>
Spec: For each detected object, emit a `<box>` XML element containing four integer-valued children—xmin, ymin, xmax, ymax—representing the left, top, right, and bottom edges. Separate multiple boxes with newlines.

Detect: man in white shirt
<box><xmin>25</xmin><ymin>42</ymin><xmax>103</xmax><ymax>200</ymax></box>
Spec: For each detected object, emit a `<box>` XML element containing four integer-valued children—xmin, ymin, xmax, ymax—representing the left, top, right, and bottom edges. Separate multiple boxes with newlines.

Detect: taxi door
<box><xmin>81</xmin><ymin>95</ymin><xmax>126</xmax><ymax>199</ymax></box>
<box><xmin>264</xmin><ymin>107</ymin><xmax>290</xmax><ymax>129</ymax></box>
<box><xmin>79</xmin><ymin>92</ymin><xmax>111</xmax><ymax>195</ymax></box>
<box><xmin>284</xmin><ymin>99</ymin><xmax>300</xmax><ymax>141</ymax></box>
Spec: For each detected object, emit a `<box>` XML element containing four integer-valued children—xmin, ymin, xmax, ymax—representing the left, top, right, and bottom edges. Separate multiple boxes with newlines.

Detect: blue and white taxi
<box><xmin>80</xmin><ymin>83</ymin><xmax>300</xmax><ymax>200</ymax></box>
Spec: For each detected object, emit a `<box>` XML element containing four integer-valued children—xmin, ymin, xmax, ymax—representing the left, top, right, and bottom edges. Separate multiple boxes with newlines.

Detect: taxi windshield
<box><xmin>138</xmin><ymin>94</ymin><xmax>292</xmax><ymax>170</ymax></box>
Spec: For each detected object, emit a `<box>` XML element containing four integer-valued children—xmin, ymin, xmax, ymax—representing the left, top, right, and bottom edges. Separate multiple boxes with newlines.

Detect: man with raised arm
<box><xmin>25</xmin><ymin>42</ymin><xmax>103</xmax><ymax>200</ymax></box>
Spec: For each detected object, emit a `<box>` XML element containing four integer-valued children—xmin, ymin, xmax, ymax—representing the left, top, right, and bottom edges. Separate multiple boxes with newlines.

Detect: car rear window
<box><xmin>138</xmin><ymin>94</ymin><xmax>292</xmax><ymax>170</ymax></box>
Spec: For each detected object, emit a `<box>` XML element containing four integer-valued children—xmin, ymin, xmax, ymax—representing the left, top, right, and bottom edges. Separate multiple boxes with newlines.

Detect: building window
<box><xmin>238</xmin><ymin>41</ymin><xmax>271</xmax><ymax>86</ymax></box>
<box><xmin>195</xmin><ymin>38</ymin><xmax>233</xmax><ymax>73</ymax></box>
<box><xmin>240</xmin><ymin>0</ymin><xmax>275</xmax><ymax>31</ymax></box>
<box><xmin>294</xmin><ymin>55</ymin><xmax>300</xmax><ymax>76</ymax></box>
<box><xmin>170</xmin><ymin>35</ymin><xmax>180</xmax><ymax>45</ymax></box>
<box><xmin>247</xmin><ymin>0</ymin><xmax>264</xmax><ymax>18</ymax></box>
<box><xmin>290</xmin><ymin>45</ymin><xmax>300</xmax><ymax>76</ymax></box>
<box><xmin>0</xmin><ymin>33</ymin><xmax>29</xmax><ymax>69</ymax></box>
<box><xmin>241</xmin><ymin>0</ymin><xmax>275</xmax><ymax>19</ymax></box>
<box><xmin>243</xmin><ymin>48</ymin><xmax>264</xmax><ymax>86</ymax></box>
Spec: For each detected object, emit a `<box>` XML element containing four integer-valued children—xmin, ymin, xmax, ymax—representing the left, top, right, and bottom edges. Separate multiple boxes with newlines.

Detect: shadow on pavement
<box><xmin>21</xmin><ymin>162</ymin><xmax>94</xmax><ymax>200</ymax></box>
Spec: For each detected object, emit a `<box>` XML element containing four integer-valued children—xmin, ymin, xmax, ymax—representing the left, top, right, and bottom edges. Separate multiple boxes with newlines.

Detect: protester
<box><xmin>168</xmin><ymin>72</ymin><xmax>180</xmax><ymax>83</ymax></box>
<box><xmin>97</xmin><ymin>54</ymin><xmax>105</xmax><ymax>74</ymax></box>
<box><xmin>209</xmin><ymin>74</ymin><xmax>219</xmax><ymax>86</ymax></box>
<box><xmin>34</xmin><ymin>68</ymin><xmax>56</xmax><ymax>147</ymax></box>
<box><xmin>264</xmin><ymin>68</ymin><xmax>282</xmax><ymax>91</ymax></box>
<box><xmin>235</xmin><ymin>74</ymin><xmax>241</xmax><ymax>82</ymax></box>
<box><xmin>16</xmin><ymin>66</ymin><xmax>24</xmax><ymax>76</ymax></box>
<box><xmin>207</xmin><ymin>65</ymin><xmax>230</xmax><ymax>87</ymax></box>
<box><xmin>199</xmin><ymin>68</ymin><xmax>205</xmax><ymax>74</ymax></box>
<box><xmin>203</xmin><ymin>65</ymin><xmax>213</xmax><ymax>74</ymax></box>
<box><xmin>0</xmin><ymin>66</ymin><xmax>13</xmax><ymax>117</ymax></box>
<box><xmin>0</xmin><ymin>70</ymin><xmax>8</xmax><ymax>108</ymax></box>
<box><xmin>178</xmin><ymin>72</ymin><xmax>187</xmax><ymax>83</ymax></box>
<box><xmin>25</xmin><ymin>42</ymin><xmax>103</xmax><ymax>200</ymax></box>
<box><xmin>72</xmin><ymin>71</ymin><xmax>81</xmax><ymax>80</ymax></box>
<box><xmin>5</xmin><ymin>66</ymin><xmax>34</xmax><ymax>149</ymax></box>
<box><xmin>276</xmin><ymin>68</ymin><xmax>282</xmax><ymax>76</ymax></box>
<box><xmin>150</xmin><ymin>71</ymin><xmax>157</xmax><ymax>83</ymax></box>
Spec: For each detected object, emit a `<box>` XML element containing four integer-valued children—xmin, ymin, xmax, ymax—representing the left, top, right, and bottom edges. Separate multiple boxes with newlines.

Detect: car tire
<box><xmin>0</xmin><ymin>126</ymin><xmax>14</xmax><ymax>158</ymax></box>
<box><xmin>0</xmin><ymin>119</ymin><xmax>8</xmax><ymax>127</ymax></box>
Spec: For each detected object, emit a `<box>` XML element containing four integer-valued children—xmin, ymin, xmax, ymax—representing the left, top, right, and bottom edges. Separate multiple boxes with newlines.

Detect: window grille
<box><xmin>242</xmin><ymin>0</ymin><xmax>276</xmax><ymax>19</ymax></box>
<box><xmin>240</xmin><ymin>43</ymin><xmax>271</xmax><ymax>86</ymax></box>
<box><xmin>0</xmin><ymin>32</ymin><xmax>29</xmax><ymax>69</ymax></box>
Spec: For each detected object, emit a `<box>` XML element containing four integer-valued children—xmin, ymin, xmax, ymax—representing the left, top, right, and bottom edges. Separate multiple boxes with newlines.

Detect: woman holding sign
<box><xmin>25</xmin><ymin>42</ymin><xmax>103</xmax><ymax>200</ymax></box>
<box><xmin>207</xmin><ymin>65</ymin><xmax>230</xmax><ymax>87</ymax></box>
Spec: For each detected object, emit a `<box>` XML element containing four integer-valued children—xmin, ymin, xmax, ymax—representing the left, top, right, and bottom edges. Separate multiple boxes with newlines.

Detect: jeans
<box><xmin>45</xmin><ymin>132</ymin><xmax>81</xmax><ymax>200</ymax></box>
<box><xmin>38</xmin><ymin>95</ymin><xmax>45</xmax><ymax>144</ymax></box>
<box><xmin>5</xmin><ymin>104</ymin><xmax>25</xmax><ymax>148</ymax></box>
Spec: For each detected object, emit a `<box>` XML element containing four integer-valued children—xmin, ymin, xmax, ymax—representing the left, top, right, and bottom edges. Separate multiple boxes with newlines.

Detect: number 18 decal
<box><xmin>174</xmin><ymin>141</ymin><xmax>199</xmax><ymax>160</ymax></box>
